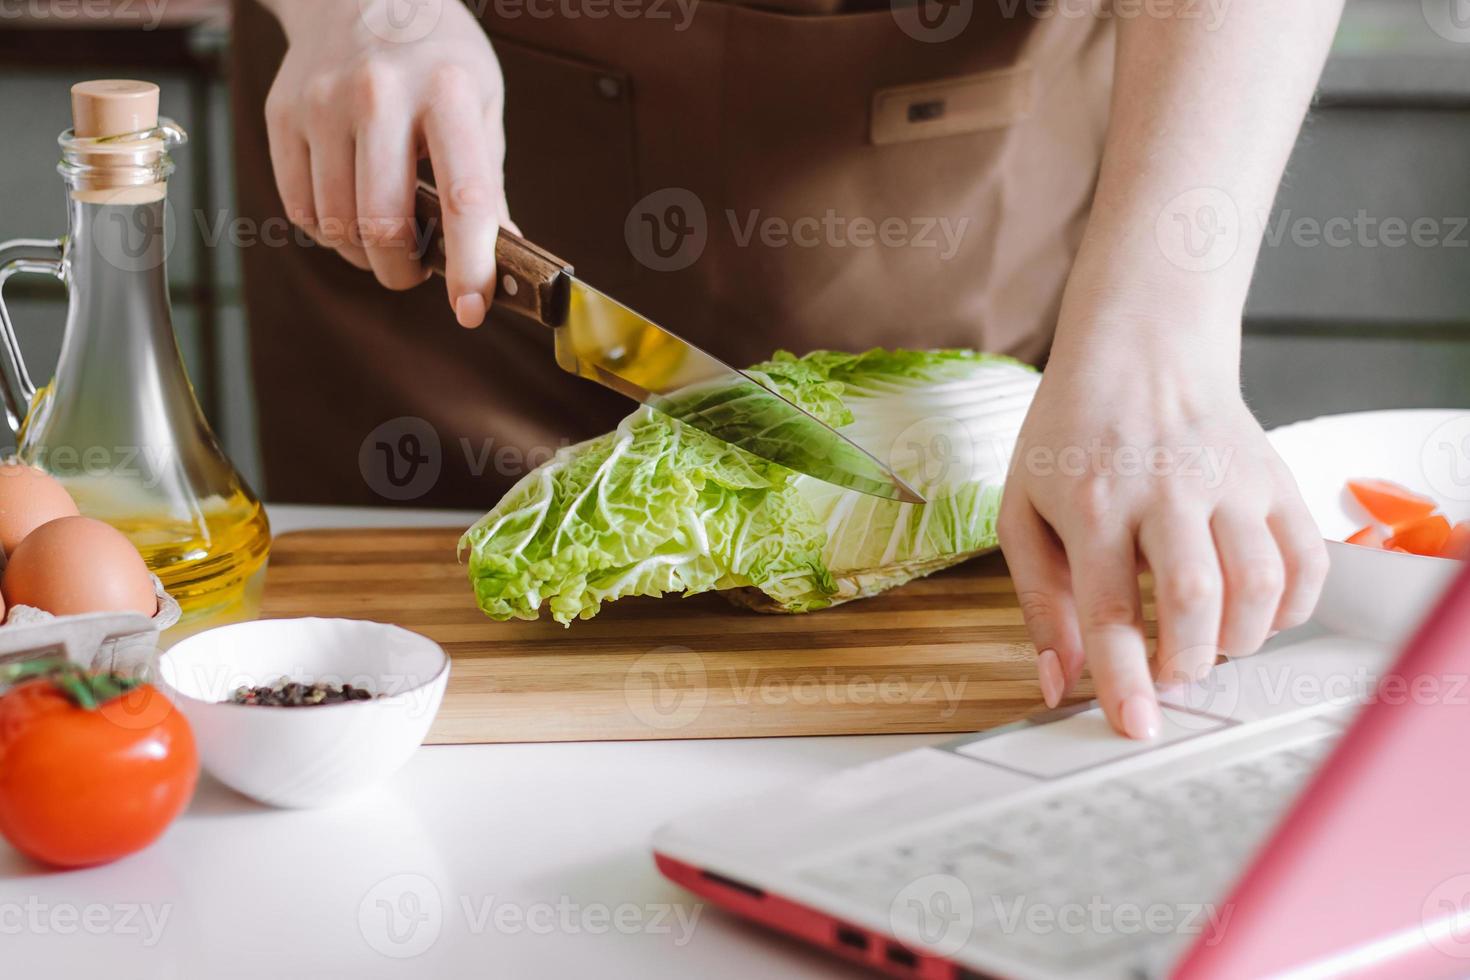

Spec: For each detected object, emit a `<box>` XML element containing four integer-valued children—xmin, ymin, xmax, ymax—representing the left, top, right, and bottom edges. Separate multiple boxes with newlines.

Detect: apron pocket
<box><xmin>706</xmin><ymin>5</ymin><xmax>1041</xmax><ymax>357</ymax></box>
<box><xmin>493</xmin><ymin>37</ymin><xmax>640</xmax><ymax>289</ymax></box>
<box><xmin>870</xmin><ymin>64</ymin><xmax>1036</xmax><ymax>146</ymax></box>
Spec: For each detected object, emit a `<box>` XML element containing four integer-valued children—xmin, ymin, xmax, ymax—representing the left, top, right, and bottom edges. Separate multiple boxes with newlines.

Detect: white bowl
<box><xmin>158</xmin><ymin>618</ymin><xmax>449</xmax><ymax>808</ymax></box>
<box><xmin>1268</xmin><ymin>409</ymin><xmax>1469</xmax><ymax>645</ymax></box>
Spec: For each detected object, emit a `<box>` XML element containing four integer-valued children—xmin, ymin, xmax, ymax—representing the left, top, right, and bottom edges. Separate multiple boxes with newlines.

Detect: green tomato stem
<box><xmin>0</xmin><ymin>656</ymin><xmax>142</xmax><ymax>709</ymax></box>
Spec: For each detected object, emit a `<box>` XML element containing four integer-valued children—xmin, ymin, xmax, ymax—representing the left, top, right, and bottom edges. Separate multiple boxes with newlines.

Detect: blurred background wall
<box><xmin>0</xmin><ymin>0</ymin><xmax>1465</xmax><ymax>499</ymax></box>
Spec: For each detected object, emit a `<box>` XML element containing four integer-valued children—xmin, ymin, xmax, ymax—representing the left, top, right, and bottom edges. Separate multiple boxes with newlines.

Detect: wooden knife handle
<box><xmin>413</xmin><ymin>182</ymin><xmax>572</xmax><ymax>327</ymax></box>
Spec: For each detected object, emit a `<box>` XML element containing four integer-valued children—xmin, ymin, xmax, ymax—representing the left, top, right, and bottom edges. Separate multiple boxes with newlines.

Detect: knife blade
<box><xmin>413</xmin><ymin>183</ymin><xmax>924</xmax><ymax>504</ymax></box>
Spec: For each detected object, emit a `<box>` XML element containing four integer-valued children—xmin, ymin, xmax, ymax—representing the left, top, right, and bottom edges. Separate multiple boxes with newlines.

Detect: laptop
<box><xmin>653</xmin><ymin>561</ymin><xmax>1470</xmax><ymax>979</ymax></box>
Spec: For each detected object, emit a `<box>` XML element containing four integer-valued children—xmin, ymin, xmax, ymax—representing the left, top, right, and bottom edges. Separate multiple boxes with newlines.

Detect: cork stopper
<box><xmin>64</xmin><ymin>80</ymin><xmax>171</xmax><ymax>204</ymax></box>
<box><xmin>71</xmin><ymin>80</ymin><xmax>159</xmax><ymax>139</ymax></box>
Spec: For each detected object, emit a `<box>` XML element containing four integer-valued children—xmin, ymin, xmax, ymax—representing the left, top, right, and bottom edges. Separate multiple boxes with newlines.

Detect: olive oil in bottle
<box><xmin>0</xmin><ymin>81</ymin><xmax>270</xmax><ymax>620</ymax></box>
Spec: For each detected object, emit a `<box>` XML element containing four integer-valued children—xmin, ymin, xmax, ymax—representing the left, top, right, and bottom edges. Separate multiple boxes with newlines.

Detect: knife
<box><xmin>412</xmin><ymin>183</ymin><xmax>925</xmax><ymax>504</ymax></box>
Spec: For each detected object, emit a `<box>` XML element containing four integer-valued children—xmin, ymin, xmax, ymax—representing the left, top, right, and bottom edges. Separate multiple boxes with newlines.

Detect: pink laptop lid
<box><xmin>1175</xmin><ymin>560</ymin><xmax>1470</xmax><ymax>979</ymax></box>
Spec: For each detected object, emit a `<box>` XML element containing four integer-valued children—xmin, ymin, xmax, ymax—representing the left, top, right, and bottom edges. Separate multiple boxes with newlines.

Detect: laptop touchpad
<box><xmin>952</xmin><ymin>705</ymin><xmax>1229</xmax><ymax>779</ymax></box>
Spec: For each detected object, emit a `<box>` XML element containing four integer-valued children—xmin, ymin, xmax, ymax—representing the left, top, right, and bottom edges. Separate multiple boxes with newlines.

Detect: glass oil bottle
<box><xmin>0</xmin><ymin>80</ymin><xmax>270</xmax><ymax>619</ymax></box>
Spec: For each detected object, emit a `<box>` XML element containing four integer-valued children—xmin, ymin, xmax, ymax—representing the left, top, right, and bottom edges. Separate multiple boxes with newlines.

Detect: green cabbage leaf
<box><xmin>460</xmin><ymin>349</ymin><xmax>1039</xmax><ymax>624</ymax></box>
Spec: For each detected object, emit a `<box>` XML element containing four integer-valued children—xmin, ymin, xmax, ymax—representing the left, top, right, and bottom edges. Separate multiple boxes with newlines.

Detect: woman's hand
<box><xmin>261</xmin><ymin>0</ymin><xmax>512</xmax><ymax>327</ymax></box>
<box><xmin>1000</xmin><ymin>0</ymin><xmax>1343</xmax><ymax>739</ymax></box>
<box><xmin>997</xmin><ymin>320</ymin><xmax>1328</xmax><ymax>740</ymax></box>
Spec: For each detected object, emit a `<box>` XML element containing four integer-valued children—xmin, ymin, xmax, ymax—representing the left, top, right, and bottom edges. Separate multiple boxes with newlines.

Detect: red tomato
<box><xmin>1385</xmin><ymin>514</ymin><xmax>1453</xmax><ymax>558</ymax></box>
<box><xmin>1443</xmin><ymin>522</ymin><xmax>1470</xmax><ymax>560</ymax></box>
<box><xmin>1344</xmin><ymin>525</ymin><xmax>1385</xmax><ymax>549</ymax></box>
<box><xmin>1347</xmin><ymin>479</ymin><xmax>1438</xmax><ymax>526</ymax></box>
<box><xmin>0</xmin><ymin>679</ymin><xmax>197</xmax><ymax>868</ymax></box>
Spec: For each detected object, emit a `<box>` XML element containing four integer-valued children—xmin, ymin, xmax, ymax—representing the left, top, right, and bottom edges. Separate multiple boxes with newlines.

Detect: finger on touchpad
<box><xmin>952</xmin><ymin>705</ymin><xmax>1228</xmax><ymax>779</ymax></box>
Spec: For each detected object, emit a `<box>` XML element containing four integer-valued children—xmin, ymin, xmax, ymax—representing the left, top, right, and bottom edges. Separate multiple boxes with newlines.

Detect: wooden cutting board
<box><xmin>260</xmin><ymin>528</ymin><xmax>1104</xmax><ymax>744</ymax></box>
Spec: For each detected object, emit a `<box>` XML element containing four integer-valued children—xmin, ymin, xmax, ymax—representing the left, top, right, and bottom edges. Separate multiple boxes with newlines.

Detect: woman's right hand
<box><xmin>261</xmin><ymin>0</ymin><xmax>513</xmax><ymax>327</ymax></box>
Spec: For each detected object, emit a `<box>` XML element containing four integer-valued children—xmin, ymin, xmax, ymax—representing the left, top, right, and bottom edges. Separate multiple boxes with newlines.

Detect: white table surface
<box><xmin>2</xmin><ymin>504</ymin><xmax>955</xmax><ymax>980</ymax></box>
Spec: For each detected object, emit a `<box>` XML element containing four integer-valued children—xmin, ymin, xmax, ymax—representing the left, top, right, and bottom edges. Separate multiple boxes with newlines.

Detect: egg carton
<box><xmin>0</xmin><ymin>575</ymin><xmax>179</xmax><ymax>676</ymax></box>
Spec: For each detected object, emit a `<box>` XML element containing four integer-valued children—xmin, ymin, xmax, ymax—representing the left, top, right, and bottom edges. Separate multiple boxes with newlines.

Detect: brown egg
<box><xmin>3</xmin><ymin>516</ymin><xmax>156</xmax><ymax>618</ymax></box>
<box><xmin>0</xmin><ymin>462</ymin><xmax>80</xmax><ymax>557</ymax></box>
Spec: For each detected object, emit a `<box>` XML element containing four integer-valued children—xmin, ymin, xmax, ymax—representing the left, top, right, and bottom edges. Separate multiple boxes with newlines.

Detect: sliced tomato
<box><xmin>1345</xmin><ymin>525</ymin><xmax>1385</xmax><ymax>548</ymax></box>
<box><xmin>1442</xmin><ymin>521</ymin><xmax>1470</xmax><ymax>560</ymax></box>
<box><xmin>1347</xmin><ymin>479</ymin><xmax>1438</xmax><ymax>526</ymax></box>
<box><xmin>1385</xmin><ymin>514</ymin><xmax>1453</xmax><ymax>557</ymax></box>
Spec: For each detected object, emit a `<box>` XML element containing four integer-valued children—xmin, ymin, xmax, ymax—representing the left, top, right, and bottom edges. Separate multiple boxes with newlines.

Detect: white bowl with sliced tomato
<box><xmin>1268</xmin><ymin>409</ymin><xmax>1469</xmax><ymax>645</ymax></box>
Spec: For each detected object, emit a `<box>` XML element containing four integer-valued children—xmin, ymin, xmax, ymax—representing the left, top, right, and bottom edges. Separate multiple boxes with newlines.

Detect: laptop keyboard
<box><xmin>800</xmin><ymin>726</ymin><xmax>1341</xmax><ymax>972</ymax></box>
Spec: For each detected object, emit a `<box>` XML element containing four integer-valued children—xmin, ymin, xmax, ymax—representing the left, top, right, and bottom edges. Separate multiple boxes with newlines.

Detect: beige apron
<box><xmin>229</xmin><ymin>0</ymin><xmax>1113</xmax><ymax>507</ymax></box>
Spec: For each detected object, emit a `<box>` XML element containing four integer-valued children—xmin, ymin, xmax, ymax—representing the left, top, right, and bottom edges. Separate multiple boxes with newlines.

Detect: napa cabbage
<box><xmin>459</xmin><ymin>349</ymin><xmax>1039</xmax><ymax>624</ymax></box>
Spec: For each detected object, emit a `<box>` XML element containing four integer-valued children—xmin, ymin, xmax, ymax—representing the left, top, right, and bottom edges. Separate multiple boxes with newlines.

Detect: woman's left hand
<box><xmin>996</xmin><ymin>322</ymin><xmax>1329</xmax><ymax>740</ymax></box>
